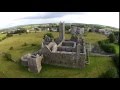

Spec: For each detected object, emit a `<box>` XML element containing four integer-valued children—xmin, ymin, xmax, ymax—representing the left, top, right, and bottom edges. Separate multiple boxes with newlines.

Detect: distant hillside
<box><xmin>0</xmin><ymin>23</ymin><xmax>119</xmax><ymax>32</ymax></box>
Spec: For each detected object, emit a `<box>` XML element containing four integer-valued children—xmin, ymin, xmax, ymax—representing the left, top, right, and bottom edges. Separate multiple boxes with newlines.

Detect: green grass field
<box><xmin>0</xmin><ymin>56</ymin><xmax>116</xmax><ymax>78</ymax></box>
<box><xmin>0</xmin><ymin>32</ymin><xmax>71</xmax><ymax>62</ymax></box>
<box><xmin>110</xmin><ymin>43</ymin><xmax>119</xmax><ymax>54</ymax></box>
<box><xmin>0</xmin><ymin>31</ymin><xmax>118</xmax><ymax>78</ymax></box>
<box><xmin>84</xmin><ymin>32</ymin><xmax>107</xmax><ymax>44</ymax></box>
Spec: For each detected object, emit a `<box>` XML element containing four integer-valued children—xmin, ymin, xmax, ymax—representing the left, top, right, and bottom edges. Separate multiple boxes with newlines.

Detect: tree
<box><xmin>118</xmin><ymin>36</ymin><xmax>119</xmax><ymax>44</ymax></box>
<box><xmin>98</xmin><ymin>40</ymin><xmax>116</xmax><ymax>53</ymax></box>
<box><xmin>65</xmin><ymin>25</ymin><xmax>70</xmax><ymax>31</ymax></box>
<box><xmin>89</xmin><ymin>29</ymin><xmax>92</xmax><ymax>32</ymax></box>
<box><xmin>112</xmin><ymin>54</ymin><xmax>119</xmax><ymax>77</ymax></box>
<box><xmin>13</xmin><ymin>28</ymin><xmax>26</xmax><ymax>34</ymax></box>
<box><xmin>99</xmin><ymin>67</ymin><xmax>118</xmax><ymax>78</ymax></box>
<box><xmin>118</xmin><ymin>32</ymin><xmax>120</xmax><ymax>44</ymax></box>
<box><xmin>3</xmin><ymin>52</ymin><xmax>14</xmax><ymax>62</ymax></box>
<box><xmin>34</xmin><ymin>27</ymin><xmax>39</xmax><ymax>33</ymax></box>
<box><xmin>108</xmin><ymin>33</ymin><xmax>116</xmax><ymax>43</ymax></box>
<box><xmin>43</xmin><ymin>33</ymin><xmax>54</xmax><ymax>39</ymax></box>
<box><xmin>6</xmin><ymin>33</ymin><xmax>13</xmax><ymax>37</ymax></box>
<box><xmin>70</xmin><ymin>35</ymin><xmax>78</xmax><ymax>42</ymax></box>
<box><xmin>9</xmin><ymin>47</ymin><xmax>14</xmax><ymax>50</ymax></box>
<box><xmin>112</xmin><ymin>54</ymin><xmax>119</xmax><ymax>69</ymax></box>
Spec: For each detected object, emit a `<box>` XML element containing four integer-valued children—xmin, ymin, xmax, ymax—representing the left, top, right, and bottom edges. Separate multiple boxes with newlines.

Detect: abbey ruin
<box><xmin>21</xmin><ymin>22</ymin><xmax>89</xmax><ymax>73</ymax></box>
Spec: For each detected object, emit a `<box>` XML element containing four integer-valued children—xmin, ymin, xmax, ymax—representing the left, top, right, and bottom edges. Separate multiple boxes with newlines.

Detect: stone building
<box><xmin>21</xmin><ymin>22</ymin><xmax>89</xmax><ymax>73</ymax></box>
<box><xmin>70</xmin><ymin>26</ymin><xmax>84</xmax><ymax>35</ymax></box>
<box><xmin>21</xmin><ymin>54</ymin><xmax>43</xmax><ymax>73</ymax></box>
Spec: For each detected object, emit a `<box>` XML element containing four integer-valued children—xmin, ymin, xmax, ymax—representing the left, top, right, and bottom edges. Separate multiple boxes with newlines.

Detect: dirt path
<box><xmin>90</xmin><ymin>53</ymin><xmax>115</xmax><ymax>57</ymax></box>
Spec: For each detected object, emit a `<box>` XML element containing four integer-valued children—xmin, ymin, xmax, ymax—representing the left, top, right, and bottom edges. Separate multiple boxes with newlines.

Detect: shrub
<box><xmin>49</xmin><ymin>29</ymin><xmax>52</xmax><ymax>32</ymax></box>
<box><xmin>98</xmin><ymin>40</ymin><xmax>116</xmax><ymax>53</ymax></box>
<box><xmin>19</xmin><ymin>33</ymin><xmax>21</xmax><ymax>35</ymax></box>
<box><xmin>104</xmin><ymin>44</ymin><xmax>115</xmax><ymax>53</ymax></box>
<box><xmin>70</xmin><ymin>35</ymin><xmax>78</xmax><ymax>42</ymax></box>
<box><xmin>112</xmin><ymin>54</ymin><xmax>119</xmax><ymax>77</ymax></box>
<box><xmin>89</xmin><ymin>29</ymin><xmax>92</xmax><ymax>32</ymax></box>
<box><xmin>31</xmin><ymin>43</ymin><xmax>36</xmax><ymax>46</ymax></box>
<box><xmin>112</xmin><ymin>54</ymin><xmax>119</xmax><ymax>69</ymax></box>
<box><xmin>0</xmin><ymin>36</ymin><xmax>7</xmax><ymax>42</ymax></box>
<box><xmin>3</xmin><ymin>52</ymin><xmax>13</xmax><ymax>62</ymax></box>
<box><xmin>6</xmin><ymin>33</ymin><xmax>13</xmax><ymax>37</ymax></box>
<box><xmin>13</xmin><ymin>28</ymin><xmax>26</xmax><ymax>34</ymax></box>
<box><xmin>2</xmin><ymin>37</ymin><xmax>6</xmax><ymax>40</ymax></box>
<box><xmin>43</xmin><ymin>33</ymin><xmax>54</xmax><ymax>39</ymax></box>
<box><xmin>108</xmin><ymin>33</ymin><xmax>116</xmax><ymax>43</ymax></box>
<box><xmin>98</xmin><ymin>39</ymin><xmax>109</xmax><ymax>45</ymax></box>
<box><xmin>22</xmin><ymin>42</ymin><xmax>28</xmax><ymax>46</ymax></box>
<box><xmin>9</xmin><ymin>47</ymin><xmax>13</xmax><ymax>50</ymax></box>
<box><xmin>99</xmin><ymin>67</ymin><xmax>118</xmax><ymax>78</ymax></box>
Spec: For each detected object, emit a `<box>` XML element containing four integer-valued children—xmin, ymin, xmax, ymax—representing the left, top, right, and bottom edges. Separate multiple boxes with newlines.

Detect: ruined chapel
<box><xmin>21</xmin><ymin>22</ymin><xmax>89</xmax><ymax>73</ymax></box>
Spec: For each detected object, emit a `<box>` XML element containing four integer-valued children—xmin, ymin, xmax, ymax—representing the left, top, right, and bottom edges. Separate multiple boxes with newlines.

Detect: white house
<box><xmin>1</xmin><ymin>32</ymin><xmax>4</xmax><ymax>34</ymax></box>
<box><xmin>46</xmin><ymin>28</ymin><xmax>50</xmax><ymax>31</ymax></box>
<box><xmin>27</xmin><ymin>30</ymin><xmax>30</xmax><ymax>33</ymax></box>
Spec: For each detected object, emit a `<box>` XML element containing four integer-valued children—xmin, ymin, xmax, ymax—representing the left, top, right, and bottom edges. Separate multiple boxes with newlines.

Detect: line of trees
<box><xmin>108</xmin><ymin>33</ymin><xmax>116</xmax><ymax>43</ymax></box>
<box><xmin>12</xmin><ymin>28</ymin><xmax>26</xmax><ymax>34</ymax></box>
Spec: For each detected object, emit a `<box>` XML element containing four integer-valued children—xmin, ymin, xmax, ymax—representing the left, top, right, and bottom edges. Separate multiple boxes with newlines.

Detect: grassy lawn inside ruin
<box><xmin>0</xmin><ymin>31</ymin><xmax>118</xmax><ymax>78</ymax></box>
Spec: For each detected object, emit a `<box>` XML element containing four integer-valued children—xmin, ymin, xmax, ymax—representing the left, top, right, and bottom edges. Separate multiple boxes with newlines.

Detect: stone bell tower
<box><xmin>59</xmin><ymin>22</ymin><xmax>65</xmax><ymax>41</ymax></box>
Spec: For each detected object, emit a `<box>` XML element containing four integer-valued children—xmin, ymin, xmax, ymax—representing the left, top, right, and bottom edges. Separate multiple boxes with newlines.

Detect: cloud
<box><xmin>23</xmin><ymin>12</ymin><xmax>85</xmax><ymax>19</ymax></box>
<box><xmin>0</xmin><ymin>12</ymin><xmax>119</xmax><ymax>29</ymax></box>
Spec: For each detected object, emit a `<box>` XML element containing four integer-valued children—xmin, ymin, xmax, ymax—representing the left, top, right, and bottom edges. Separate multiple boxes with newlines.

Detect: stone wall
<box><xmin>62</xmin><ymin>41</ymin><xmax>76</xmax><ymax>47</ymax></box>
<box><xmin>28</xmin><ymin>54</ymin><xmax>43</xmax><ymax>73</ymax></box>
<box><xmin>21</xmin><ymin>53</ymin><xmax>31</xmax><ymax>66</ymax></box>
<box><xmin>43</xmin><ymin>52</ymin><xmax>86</xmax><ymax>68</ymax></box>
<box><xmin>57</xmin><ymin>46</ymin><xmax>76</xmax><ymax>52</ymax></box>
<box><xmin>21</xmin><ymin>53</ymin><xmax>43</xmax><ymax>73</ymax></box>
